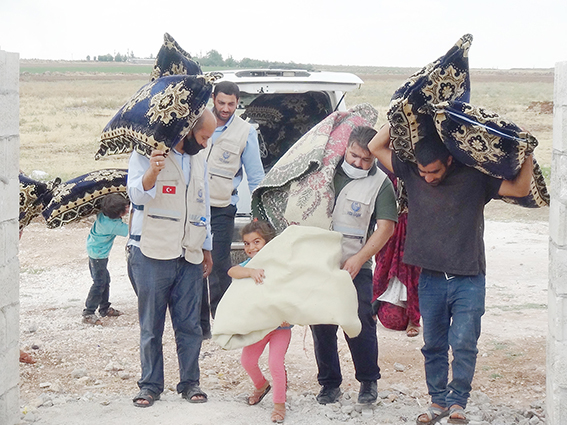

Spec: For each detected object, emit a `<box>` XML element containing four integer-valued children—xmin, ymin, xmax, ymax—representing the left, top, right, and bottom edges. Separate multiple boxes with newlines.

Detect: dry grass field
<box><xmin>18</xmin><ymin>63</ymin><xmax>554</xmax><ymax>184</ymax></box>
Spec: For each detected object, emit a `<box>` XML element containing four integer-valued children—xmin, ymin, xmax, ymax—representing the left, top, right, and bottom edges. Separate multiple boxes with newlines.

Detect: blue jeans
<box><xmin>201</xmin><ymin>204</ymin><xmax>236</xmax><ymax>334</ymax></box>
<box><xmin>128</xmin><ymin>246</ymin><xmax>204</xmax><ymax>396</ymax></box>
<box><xmin>311</xmin><ymin>268</ymin><xmax>380</xmax><ymax>387</ymax></box>
<box><xmin>418</xmin><ymin>270</ymin><xmax>486</xmax><ymax>409</ymax></box>
<box><xmin>83</xmin><ymin>257</ymin><xmax>111</xmax><ymax>316</ymax></box>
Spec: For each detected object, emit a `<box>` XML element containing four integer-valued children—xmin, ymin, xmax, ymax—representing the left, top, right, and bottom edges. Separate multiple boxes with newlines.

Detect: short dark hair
<box><xmin>241</xmin><ymin>220</ymin><xmax>276</xmax><ymax>243</ymax></box>
<box><xmin>100</xmin><ymin>193</ymin><xmax>129</xmax><ymax>219</ymax></box>
<box><xmin>213</xmin><ymin>81</ymin><xmax>240</xmax><ymax>100</ymax></box>
<box><xmin>348</xmin><ymin>126</ymin><xmax>377</xmax><ymax>151</ymax></box>
<box><xmin>414</xmin><ymin>132</ymin><xmax>451</xmax><ymax>166</ymax></box>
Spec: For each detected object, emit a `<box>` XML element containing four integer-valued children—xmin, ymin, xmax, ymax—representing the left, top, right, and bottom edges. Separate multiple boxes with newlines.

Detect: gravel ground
<box><xmin>17</xmin><ymin>205</ymin><xmax>548</xmax><ymax>424</ymax></box>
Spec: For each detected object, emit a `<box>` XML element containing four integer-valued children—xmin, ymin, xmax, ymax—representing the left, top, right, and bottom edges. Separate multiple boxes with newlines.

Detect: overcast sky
<box><xmin>1</xmin><ymin>0</ymin><xmax>565</xmax><ymax>69</ymax></box>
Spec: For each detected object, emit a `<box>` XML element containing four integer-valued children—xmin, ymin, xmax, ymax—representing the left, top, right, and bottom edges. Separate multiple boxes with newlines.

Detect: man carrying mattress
<box><xmin>369</xmin><ymin>123</ymin><xmax>533</xmax><ymax>424</ymax></box>
<box><xmin>311</xmin><ymin>126</ymin><xmax>397</xmax><ymax>405</ymax></box>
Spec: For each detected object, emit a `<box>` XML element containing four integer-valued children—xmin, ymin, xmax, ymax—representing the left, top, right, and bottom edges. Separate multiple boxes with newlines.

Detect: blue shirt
<box><xmin>127</xmin><ymin>148</ymin><xmax>213</xmax><ymax>251</ymax></box>
<box><xmin>211</xmin><ymin>113</ymin><xmax>265</xmax><ymax>205</ymax></box>
<box><xmin>86</xmin><ymin>213</ymin><xmax>129</xmax><ymax>259</ymax></box>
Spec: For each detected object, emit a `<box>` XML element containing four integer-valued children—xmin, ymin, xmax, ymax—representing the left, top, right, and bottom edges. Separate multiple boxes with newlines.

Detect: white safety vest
<box><xmin>332</xmin><ymin>168</ymin><xmax>387</xmax><ymax>266</ymax></box>
<box><xmin>205</xmin><ymin>115</ymin><xmax>251</xmax><ymax>207</ymax></box>
<box><xmin>140</xmin><ymin>152</ymin><xmax>207</xmax><ymax>264</ymax></box>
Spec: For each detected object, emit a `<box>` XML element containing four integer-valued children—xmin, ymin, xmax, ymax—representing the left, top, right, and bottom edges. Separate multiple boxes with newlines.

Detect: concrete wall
<box><xmin>548</xmin><ymin>61</ymin><xmax>567</xmax><ymax>425</ymax></box>
<box><xmin>0</xmin><ymin>50</ymin><xmax>20</xmax><ymax>425</ymax></box>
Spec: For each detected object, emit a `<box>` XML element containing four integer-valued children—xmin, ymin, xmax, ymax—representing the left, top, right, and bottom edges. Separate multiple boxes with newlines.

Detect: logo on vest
<box><xmin>163</xmin><ymin>185</ymin><xmax>176</xmax><ymax>194</ymax></box>
<box><xmin>197</xmin><ymin>188</ymin><xmax>204</xmax><ymax>203</ymax></box>
<box><xmin>220</xmin><ymin>151</ymin><xmax>231</xmax><ymax>163</ymax></box>
<box><xmin>348</xmin><ymin>202</ymin><xmax>362</xmax><ymax>217</ymax></box>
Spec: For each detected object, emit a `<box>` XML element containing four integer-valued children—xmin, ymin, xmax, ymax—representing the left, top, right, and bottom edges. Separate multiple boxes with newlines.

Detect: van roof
<box><xmin>215</xmin><ymin>69</ymin><xmax>363</xmax><ymax>94</ymax></box>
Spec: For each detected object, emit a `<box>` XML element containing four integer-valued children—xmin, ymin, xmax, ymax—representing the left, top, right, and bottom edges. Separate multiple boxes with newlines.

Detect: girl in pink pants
<box><xmin>228</xmin><ymin>221</ymin><xmax>291</xmax><ymax>423</ymax></box>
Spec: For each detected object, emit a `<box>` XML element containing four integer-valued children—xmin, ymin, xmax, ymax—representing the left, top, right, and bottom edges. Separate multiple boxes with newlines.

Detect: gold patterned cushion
<box><xmin>388</xmin><ymin>34</ymin><xmax>472</xmax><ymax>161</ymax></box>
<box><xmin>95</xmin><ymin>73</ymin><xmax>221</xmax><ymax>159</ymax></box>
<box><xmin>19</xmin><ymin>173</ymin><xmax>61</xmax><ymax>231</ymax></box>
<box><xmin>42</xmin><ymin>169</ymin><xmax>128</xmax><ymax>228</ymax></box>
<box><xmin>431</xmin><ymin>100</ymin><xmax>549</xmax><ymax>207</ymax></box>
<box><xmin>149</xmin><ymin>32</ymin><xmax>202</xmax><ymax>81</ymax></box>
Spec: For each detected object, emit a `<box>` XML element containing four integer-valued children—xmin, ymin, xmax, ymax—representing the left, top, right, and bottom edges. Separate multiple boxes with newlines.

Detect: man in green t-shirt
<box><xmin>311</xmin><ymin>126</ymin><xmax>398</xmax><ymax>405</ymax></box>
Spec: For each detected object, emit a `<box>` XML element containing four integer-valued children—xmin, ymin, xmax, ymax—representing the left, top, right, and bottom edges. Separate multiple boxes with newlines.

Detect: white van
<box><xmin>212</xmin><ymin>69</ymin><xmax>364</xmax><ymax>260</ymax></box>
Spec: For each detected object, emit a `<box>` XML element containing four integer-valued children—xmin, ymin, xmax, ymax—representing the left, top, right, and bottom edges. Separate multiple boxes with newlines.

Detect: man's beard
<box><xmin>183</xmin><ymin>134</ymin><xmax>205</xmax><ymax>155</ymax></box>
<box><xmin>213</xmin><ymin>106</ymin><xmax>232</xmax><ymax>121</ymax></box>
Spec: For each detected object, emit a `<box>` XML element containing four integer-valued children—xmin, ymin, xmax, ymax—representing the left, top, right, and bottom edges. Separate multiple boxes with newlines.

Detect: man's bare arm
<box><xmin>498</xmin><ymin>154</ymin><xmax>533</xmax><ymax>198</ymax></box>
<box><xmin>368</xmin><ymin>123</ymin><xmax>394</xmax><ymax>173</ymax></box>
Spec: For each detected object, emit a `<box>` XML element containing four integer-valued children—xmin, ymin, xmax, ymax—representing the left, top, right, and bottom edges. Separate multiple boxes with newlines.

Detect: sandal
<box><xmin>133</xmin><ymin>389</ymin><xmax>160</xmax><ymax>408</ymax></box>
<box><xmin>102</xmin><ymin>307</ymin><xmax>122</xmax><ymax>317</ymax></box>
<box><xmin>447</xmin><ymin>406</ymin><xmax>469</xmax><ymax>424</ymax></box>
<box><xmin>416</xmin><ymin>405</ymin><xmax>449</xmax><ymax>424</ymax></box>
<box><xmin>19</xmin><ymin>350</ymin><xmax>36</xmax><ymax>364</ymax></box>
<box><xmin>182</xmin><ymin>385</ymin><xmax>208</xmax><ymax>403</ymax></box>
<box><xmin>82</xmin><ymin>314</ymin><xmax>102</xmax><ymax>326</ymax></box>
<box><xmin>406</xmin><ymin>325</ymin><xmax>420</xmax><ymax>338</ymax></box>
<box><xmin>271</xmin><ymin>403</ymin><xmax>285</xmax><ymax>423</ymax></box>
<box><xmin>248</xmin><ymin>382</ymin><xmax>271</xmax><ymax>405</ymax></box>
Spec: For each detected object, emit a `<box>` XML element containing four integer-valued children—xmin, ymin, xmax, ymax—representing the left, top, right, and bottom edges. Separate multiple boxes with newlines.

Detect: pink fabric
<box><xmin>240</xmin><ymin>328</ymin><xmax>292</xmax><ymax>404</ymax></box>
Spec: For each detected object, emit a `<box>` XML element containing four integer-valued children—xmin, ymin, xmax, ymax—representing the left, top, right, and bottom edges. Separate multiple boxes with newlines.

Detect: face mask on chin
<box><xmin>341</xmin><ymin>160</ymin><xmax>370</xmax><ymax>179</ymax></box>
<box><xmin>182</xmin><ymin>134</ymin><xmax>205</xmax><ymax>156</ymax></box>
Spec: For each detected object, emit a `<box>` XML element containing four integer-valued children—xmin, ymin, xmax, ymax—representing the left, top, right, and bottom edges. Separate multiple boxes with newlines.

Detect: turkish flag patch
<box><xmin>162</xmin><ymin>185</ymin><xmax>176</xmax><ymax>194</ymax></box>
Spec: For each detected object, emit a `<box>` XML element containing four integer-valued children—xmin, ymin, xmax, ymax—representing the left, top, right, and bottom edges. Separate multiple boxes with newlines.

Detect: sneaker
<box><xmin>82</xmin><ymin>314</ymin><xmax>102</xmax><ymax>325</ymax></box>
<box><xmin>101</xmin><ymin>307</ymin><xmax>122</xmax><ymax>317</ymax></box>
<box><xmin>357</xmin><ymin>380</ymin><xmax>378</xmax><ymax>404</ymax></box>
<box><xmin>316</xmin><ymin>386</ymin><xmax>341</xmax><ymax>404</ymax></box>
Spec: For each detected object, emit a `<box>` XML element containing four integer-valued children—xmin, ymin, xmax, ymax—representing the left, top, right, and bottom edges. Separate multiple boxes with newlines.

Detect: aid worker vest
<box><xmin>332</xmin><ymin>167</ymin><xmax>387</xmax><ymax>266</ymax></box>
<box><xmin>205</xmin><ymin>115</ymin><xmax>251</xmax><ymax>207</ymax></box>
<box><xmin>140</xmin><ymin>152</ymin><xmax>207</xmax><ymax>264</ymax></box>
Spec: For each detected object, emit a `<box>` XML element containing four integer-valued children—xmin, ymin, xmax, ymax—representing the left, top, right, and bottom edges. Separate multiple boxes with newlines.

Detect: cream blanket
<box><xmin>212</xmin><ymin>226</ymin><xmax>361</xmax><ymax>350</ymax></box>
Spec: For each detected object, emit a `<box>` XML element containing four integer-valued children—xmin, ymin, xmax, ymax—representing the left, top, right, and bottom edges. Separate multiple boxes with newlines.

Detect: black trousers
<box><xmin>311</xmin><ymin>268</ymin><xmax>380</xmax><ymax>387</ymax></box>
<box><xmin>201</xmin><ymin>204</ymin><xmax>237</xmax><ymax>334</ymax></box>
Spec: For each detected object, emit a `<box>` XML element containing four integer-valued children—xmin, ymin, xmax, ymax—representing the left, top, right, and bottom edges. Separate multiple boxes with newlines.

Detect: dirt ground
<box><xmin>15</xmin><ymin>200</ymin><xmax>549</xmax><ymax>424</ymax></box>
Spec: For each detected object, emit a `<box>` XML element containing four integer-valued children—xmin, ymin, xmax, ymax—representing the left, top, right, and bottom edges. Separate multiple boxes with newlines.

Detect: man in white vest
<box><xmin>201</xmin><ymin>81</ymin><xmax>265</xmax><ymax>337</ymax></box>
<box><xmin>311</xmin><ymin>126</ymin><xmax>397</xmax><ymax>405</ymax></box>
<box><xmin>128</xmin><ymin>109</ymin><xmax>216</xmax><ymax>407</ymax></box>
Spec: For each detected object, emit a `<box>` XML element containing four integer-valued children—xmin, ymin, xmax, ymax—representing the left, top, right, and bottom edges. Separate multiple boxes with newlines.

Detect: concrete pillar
<box><xmin>548</xmin><ymin>61</ymin><xmax>567</xmax><ymax>425</ymax></box>
<box><xmin>0</xmin><ymin>50</ymin><xmax>20</xmax><ymax>425</ymax></box>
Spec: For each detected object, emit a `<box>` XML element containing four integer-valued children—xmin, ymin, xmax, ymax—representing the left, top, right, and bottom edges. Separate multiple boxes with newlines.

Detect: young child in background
<box><xmin>82</xmin><ymin>193</ymin><xmax>130</xmax><ymax>325</ymax></box>
<box><xmin>228</xmin><ymin>220</ymin><xmax>291</xmax><ymax>423</ymax></box>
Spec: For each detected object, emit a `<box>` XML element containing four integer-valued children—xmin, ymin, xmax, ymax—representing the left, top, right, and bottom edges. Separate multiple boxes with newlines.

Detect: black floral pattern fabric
<box><xmin>42</xmin><ymin>169</ymin><xmax>128</xmax><ymax>228</ymax></box>
<box><xmin>242</xmin><ymin>92</ymin><xmax>332</xmax><ymax>171</ymax></box>
<box><xmin>149</xmin><ymin>33</ymin><xmax>202</xmax><ymax>81</ymax></box>
<box><xmin>386</xmin><ymin>33</ymin><xmax>548</xmax><ymax>208</ymax></box>
<box><xmin>95</xmin><ymin>73</ymin><xmax>221</xmax><ymax>159</ymax></box>
<box><xmin>19</xmin><ymin>173</ymin><xmax>61</xmax><ymax>231</ymax></box>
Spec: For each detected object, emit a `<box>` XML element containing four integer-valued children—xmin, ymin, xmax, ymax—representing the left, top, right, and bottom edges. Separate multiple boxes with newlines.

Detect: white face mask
<box><xmin>341</xmin><ymin>160</ymin><xmax>370</xmax><ymax>179</ymax></box>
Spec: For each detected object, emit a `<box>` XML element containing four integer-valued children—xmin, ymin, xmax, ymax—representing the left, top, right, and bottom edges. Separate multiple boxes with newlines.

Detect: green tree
<box><xmin>200</xmin><ymin>50</ymin><xmax>224</xmax><ymax>67</ymax></box>
<box><xmin>98</xmin><ymin>54</ymin><xmax>114</xmax><ymax>62</ymax></box>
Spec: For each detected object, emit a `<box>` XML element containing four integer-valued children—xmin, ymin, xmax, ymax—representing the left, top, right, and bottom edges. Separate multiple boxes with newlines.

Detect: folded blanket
<box><xmin>42</xmin><ymin>169</ymin><xmax>128</xmax><ymax>228</ymax></box>
<box><xmin>149</xmin><ymin>32</ymin><xmax>202</xmax><ymax>81</ymax></box>
<box><xmin>431</xmin><ymin>101</ymin><xmax>549</xmax><ymax>207</ymax></box>
<box><xmin>212</xmin><ymin>225</ymin><xmax>361</xmax><ymax>350</ymax></box>
<box><xmin>387</xmin><ymin>33</ymin><xmax>548</xmax><ymax>208</ymax></box>
<box><xmin>95</xmin><ymin>74</ymin><xmax>220</xmax><ymax>160</ymax></box>
<box><xmin>19</xmin><ymin>173</ymin><xmax>61</xmax><ymax>231</ymax></box>
<box><xmin>251</xmin><ymin>103</ymin><xmax>379</xmax><ymax>233</ymax></box>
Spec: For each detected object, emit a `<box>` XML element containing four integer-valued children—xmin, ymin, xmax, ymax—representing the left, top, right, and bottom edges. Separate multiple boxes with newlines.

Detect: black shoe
<box><xmin>357</xmin><ymin>380</ymin><xmax>378</xmax><ymax>404</ymax></box>
<box><xmin>316</xmin><ymin>386</ymin><xmax>341</xmax><ymax>404</ymax></box>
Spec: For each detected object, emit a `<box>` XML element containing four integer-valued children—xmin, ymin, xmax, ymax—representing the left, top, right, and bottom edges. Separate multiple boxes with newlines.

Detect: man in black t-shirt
<box><xmin>369</xmin><ymin>123</ymin><xmax>533</xmax><ymax>424</ymax></box>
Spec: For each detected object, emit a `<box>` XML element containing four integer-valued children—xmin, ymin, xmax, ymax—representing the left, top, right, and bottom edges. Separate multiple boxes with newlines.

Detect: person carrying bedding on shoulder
<box><xmin>82</xmin><ymin>193</ymin><xmax>130</xmax><ymax>325</ymax></box>
<box><xmin>228</xmin><ymin>220</ymin><xmax>290</xmax><ymax>424</ymax></box>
